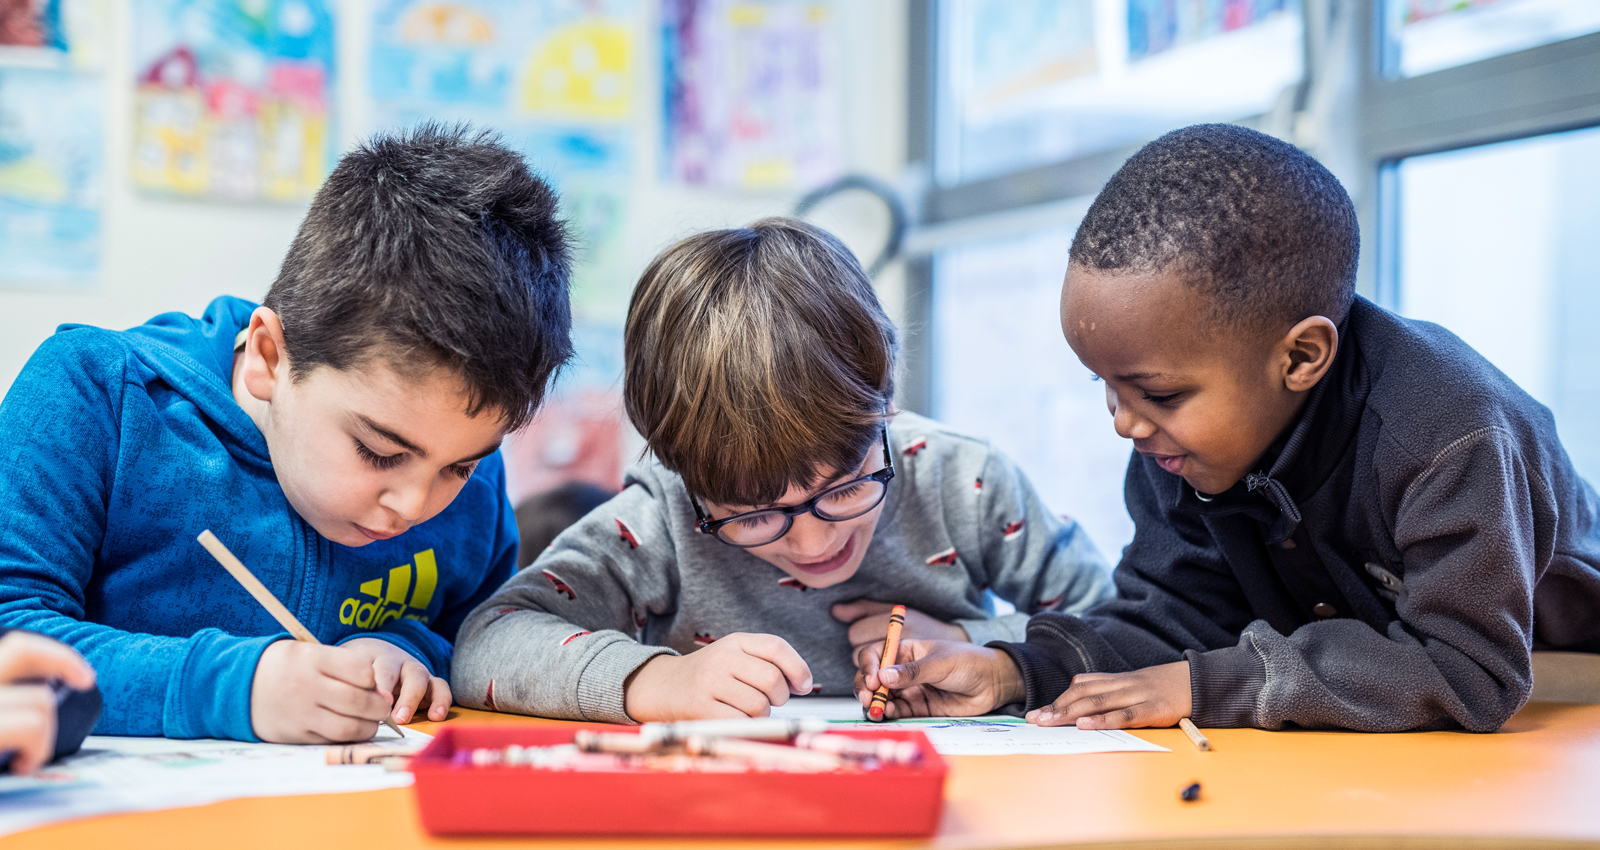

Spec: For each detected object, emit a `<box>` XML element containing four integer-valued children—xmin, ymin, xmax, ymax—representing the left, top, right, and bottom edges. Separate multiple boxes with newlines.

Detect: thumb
<box><xmin>879</xmin><ymin>655</ymin><xmax>934</xmax><ymax>689</ymax></box>
<box><xmin>831</xmin><ymin>600</ymin><xmax>895</xmax><ymax>624</ymax></box>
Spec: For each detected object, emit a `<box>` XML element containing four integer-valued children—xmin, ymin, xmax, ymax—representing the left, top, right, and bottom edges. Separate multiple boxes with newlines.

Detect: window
<box><xmin>931</xmin><ymin>222</ymin><xmax>1135</xmax><ymax>556</ymax></box>
<box><xmin>1384</xmin><ymin>0</ymin><xmax>1600</xmax><ymax>77</ymax></box>
<box><xmin>1394</xmin><ymin>125</ymin><xmax>1600</xmax><ymax>483</ymax></box>
<box><xmin>936</xmin><ymin>0</ymin><xmax>1304</xmax><ymax>185</ymax></box>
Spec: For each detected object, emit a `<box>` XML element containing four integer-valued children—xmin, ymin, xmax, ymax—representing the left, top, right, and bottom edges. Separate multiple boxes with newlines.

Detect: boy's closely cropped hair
<box><xmin>451</xmin><ymin>217</ymin><xmax>1113</xmax><ymax>723</ymax></box>
<box><xmin>0</xmin><ymin>124</ymin><xmax>574</xmax><ymax>743</ymax></box>
<box><xmin>856</xmin><ymin>123</ymin><xmax>1600</xmax><ymax>733</ymax></box>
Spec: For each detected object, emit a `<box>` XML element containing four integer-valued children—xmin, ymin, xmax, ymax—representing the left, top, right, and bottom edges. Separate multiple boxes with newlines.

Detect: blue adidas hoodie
<box><xmin>0</xmin><ymin>297</ymin><xmax>517</xmax><ymax>741</ymax></box>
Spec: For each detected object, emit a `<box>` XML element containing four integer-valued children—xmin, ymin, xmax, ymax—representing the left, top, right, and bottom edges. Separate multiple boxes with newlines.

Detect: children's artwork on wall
<box><xmin>958</xmin><ymin>0</ymin><xmax>1098</xmax><ymax>119</ymax></box>
<box><xmin>371</xmin><ymin>0</ymin><xmax>635</xmax><ymax>121</ymax></box>
<box><xmin>0</xmin><ymin>66</ymin><xmax>102</xmax><ymax>284</ymax></box>
<box><xmin>131</xmin><ymin>0</ymin><xmax>336</xmax><ymax>202</ymax></box>
<box><xmin>661</xmin><ymin>0</ymin><xmax>843</xmax><ymax>191</ymax></box>
<box><xmin>0</xmin><ymin>0</ymin><xmax>107</xmax><ymax>67</ymax></box>
<box><xmin>1128</xmin><ymin>0</ymin><xmax>1293</xmax><ymax>61</ymax></box>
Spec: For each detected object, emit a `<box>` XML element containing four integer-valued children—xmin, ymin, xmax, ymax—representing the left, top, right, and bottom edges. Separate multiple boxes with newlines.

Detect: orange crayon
<box><xmin>867</xmin><ymin>604</ymin><xmax>907</xmax><ymax>722</ymax></box>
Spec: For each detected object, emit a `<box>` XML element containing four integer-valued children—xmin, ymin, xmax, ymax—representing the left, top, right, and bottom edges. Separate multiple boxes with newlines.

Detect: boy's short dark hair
<box><xmin>265</xmin><ymin>123</ymin><xmax>573</xmax><ymax>431</ymax></box>
<box><xmin>624</xmin><ymin>217</ymin><xmax>897</xmax><ymax>507</ymax></box>
<box><xmin>1070</xmin><ymin>123</ymin><xmax>1359</xmax><ymax>331</ymax></box>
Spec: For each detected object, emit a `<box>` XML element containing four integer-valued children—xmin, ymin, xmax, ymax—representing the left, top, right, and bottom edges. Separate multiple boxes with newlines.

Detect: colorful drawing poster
<box><xmin>0</xmin><ymin>67</ymin><xmax>102</xmax><ymax>283</ymax></box>
<box><xmin>662</xmin><ymin>0</ymin><xmax>843</xmax><ymax>190</ymax></box>
<box><xmin>1400</xmin><ymin>0</ymin><xmax>1506</xmax><ymax>25</ymax></box>
<box><xmin>370</xmin><ymin>0</ymin><xmax>636</xmax><ymax>122</ymax></box>
<box><xmin>960</xmin><ymin>0</ymin><xmax>1097</xmax><ymax>116</ymax></box>
<box><xmin>1129</xmin><ymin>0</ymin><xmax>1292</xmax><ymax>60</ymax></box>
<box><xmin>131</xmin><ymin>0</ymin><xmax>335</xmax><ymax>201</ymax></box>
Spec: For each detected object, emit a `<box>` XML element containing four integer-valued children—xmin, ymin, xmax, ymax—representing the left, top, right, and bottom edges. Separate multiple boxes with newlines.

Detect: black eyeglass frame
<box><xmin>690</xmin><ymin>429</ymin><xmax>895</xmax><ymax>548</ymax></box>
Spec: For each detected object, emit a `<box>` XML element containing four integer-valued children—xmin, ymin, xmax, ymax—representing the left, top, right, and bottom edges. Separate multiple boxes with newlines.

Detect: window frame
<box><xmin>899</xmin><ymin>0</ymin><xmax>1600</xmax><ymax>415</ymax></box>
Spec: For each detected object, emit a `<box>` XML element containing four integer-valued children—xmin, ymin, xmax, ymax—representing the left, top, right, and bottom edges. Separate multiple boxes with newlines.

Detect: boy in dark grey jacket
<box><xmin>854</xmin><ymin>124</ymin><xmax>1600</xmax><ymax>733</ymax></box>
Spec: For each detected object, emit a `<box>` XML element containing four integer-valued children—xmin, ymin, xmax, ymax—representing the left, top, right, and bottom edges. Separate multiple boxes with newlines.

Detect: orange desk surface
<box><xmin>10</xmin><ymin>702</ymin><xmax>1600</xmax><ymax>850</ymax></box>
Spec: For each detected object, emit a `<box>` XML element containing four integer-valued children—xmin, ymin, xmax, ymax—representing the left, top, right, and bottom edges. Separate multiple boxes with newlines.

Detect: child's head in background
<box><xmin>1061</xmin><ymin>123</ymin><xmax>1359</xmax><ymax>496</ymax></box>
<box><xmin>237</xmin><ymin>123</ymin><xmax>574</xmax><ymax>547</ymax></box>
<box><xmin>624</xmin><ymin>217</ymin><xmax>897</xmax><ymax>588</ymax></box>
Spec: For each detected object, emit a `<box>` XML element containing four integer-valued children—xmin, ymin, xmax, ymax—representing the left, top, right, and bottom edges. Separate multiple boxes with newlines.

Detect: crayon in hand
<box><xmin>867</xmin><ymin>604</ymin><xmax>906</xmax><ymax>722</ymax></box>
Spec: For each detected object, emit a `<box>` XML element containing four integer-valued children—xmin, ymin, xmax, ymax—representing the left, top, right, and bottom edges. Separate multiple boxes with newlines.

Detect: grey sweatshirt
<box><xmin>453</xmin><ymin>412</ymin><xmax>1114</xmax><ymax>722</ymax></box>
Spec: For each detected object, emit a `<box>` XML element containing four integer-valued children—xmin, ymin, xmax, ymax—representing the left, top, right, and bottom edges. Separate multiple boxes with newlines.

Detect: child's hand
<box><xmin>853</xmin><ymin>638</ymin><xmax>1023</xmax><ymax>719</ymax></box>
<box><xmin>341</xmin><ymin>637</ymin><xmax>451</xmax><ymax>725</ymax></box>
<box><xmin>624</xmin><ymin>633</ymin><xmax>812</xmax><ymax>722</ymax></box>
<box><xmin>831</xmin><ymin>601</ymin><xmax>967</xmax><ymax>649</ymax></box>
<box><xmin>0</xmin><ymin>632</ymin><xmax>96</xmax><ymax>774</ymax></box>
<box><xmin>1026</xmin><ymin>661</ymin><xmax>1192</xmax><ymax>729</ymax></box>
<box><xmin>250</xmin><ymin>640</ymin><xmax>395</xmax><ymax>743</ymax></box>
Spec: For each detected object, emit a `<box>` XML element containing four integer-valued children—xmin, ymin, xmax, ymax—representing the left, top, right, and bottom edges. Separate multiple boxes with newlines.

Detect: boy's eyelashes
<box><xmin>353</xmin><ymin>438</ymin><xmax>405</xmax><ymax>471</ymax></box>
<box><xmin>352</xmin><ymin>438</ymin><xmax>478</xmax><ymax>480</ymax></box>
<box><xmin>1141</xmin><ymin>391</ymin><xmax>1181</xmax><ymax>405</ymax></box>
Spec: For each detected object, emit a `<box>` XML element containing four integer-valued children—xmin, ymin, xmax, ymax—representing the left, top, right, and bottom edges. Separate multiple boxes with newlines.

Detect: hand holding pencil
<box><xmin>198</xmin><ymin>531</ymin><xmax>448</xmax><ymax>743</ymax></box>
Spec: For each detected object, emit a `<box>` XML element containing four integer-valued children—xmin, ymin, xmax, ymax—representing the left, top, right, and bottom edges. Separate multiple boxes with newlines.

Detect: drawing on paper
<box><xmin>131</xmin><ymin>0</ymin><xmax>336</xmax><ymax>201</ymax></box>
<box><xmin>0</xmin><ymin>67</ymin><xmax>102</xmax><ymax>283</ymax></box>
<box><xmin>661</xmin><ymin>0</ymin><xmax>843</xmax><ymax>190</ymax></box>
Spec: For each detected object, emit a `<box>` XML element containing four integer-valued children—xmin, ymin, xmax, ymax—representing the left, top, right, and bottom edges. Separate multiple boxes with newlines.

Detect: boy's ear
<box><xmin>239</xmin><ymin>307</ymin><xmax>290</xmax><ymax>403</ymax></box>
<box><xmin>1279</xmin><ymin>316</ymin><xmax>1339</xmax><ymax>393</ymax></box>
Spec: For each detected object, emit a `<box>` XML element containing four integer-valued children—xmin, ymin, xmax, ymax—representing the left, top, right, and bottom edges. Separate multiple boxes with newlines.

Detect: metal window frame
<box><xmin>900</xmin><ymin>0</ymin><xmax>1600</xmax><ymax>417</ymax></box>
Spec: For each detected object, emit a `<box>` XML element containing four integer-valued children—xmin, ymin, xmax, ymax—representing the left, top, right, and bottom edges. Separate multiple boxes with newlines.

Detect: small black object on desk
<box><xmin>1180</xmin><ymin>781</ymin><xmax>1202</xmax><ymax>803</ymax></box>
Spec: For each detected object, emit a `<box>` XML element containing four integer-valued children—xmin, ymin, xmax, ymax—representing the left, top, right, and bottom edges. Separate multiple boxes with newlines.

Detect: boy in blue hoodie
<box><xmin>0</xmin><ymin>124</ymin><xmax>573</xmax><ymax>743</ymax></box>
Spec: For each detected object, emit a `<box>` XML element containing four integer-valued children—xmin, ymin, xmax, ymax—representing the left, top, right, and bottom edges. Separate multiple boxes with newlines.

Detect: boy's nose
<box><xmin>1110</xmin><ymin>393</ymin><xmax>1156</xmax><ymax>441</ymax></box>
<box><xmin>783</xmin><ymin>512</ymin><xmax>838</xmax><ymax>558</ymax></box>
<box><xmin>380</xmin><ymin>480</ymin><xmax>431</xmax><ymax>524</ymax></box>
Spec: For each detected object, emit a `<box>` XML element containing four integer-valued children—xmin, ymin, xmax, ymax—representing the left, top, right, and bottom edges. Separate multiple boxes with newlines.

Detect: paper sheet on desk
<box><xmin>0</xmin><ymin>725</ymin><xmax>426</xmax><ymax>838</ymax></box>
<box><xmin>771</xmin><ymin>697</ymin><xmax>1169</xmax><ymax>755</ymax></box>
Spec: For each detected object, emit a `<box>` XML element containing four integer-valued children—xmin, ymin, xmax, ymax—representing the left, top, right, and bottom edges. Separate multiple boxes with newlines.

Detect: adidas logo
<box><xmin>339</xmin><ymin>549</ymin><xmax>438</xmax><ymax>629</ymax></box>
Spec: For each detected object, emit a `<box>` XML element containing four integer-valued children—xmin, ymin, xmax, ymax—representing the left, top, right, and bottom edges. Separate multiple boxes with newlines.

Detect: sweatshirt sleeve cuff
<box><xmin>1185</xmin><ymin>644</ymin><xmax>1267</xmax><ymax>728</ymax></box>
<box><xmin>986</xmin><ymin>639</ymin><xmax>1076</xmax><ymax>712</ymax></box>
<box><xmin>957</xmin><ymin>612</ymin><xmax>1028</xmax><ymax>646</ymax></box>
<box><xmin>573</xmin><ymin>638</ymin><xmax>678</xmax><ymax>724</ymax></box>
<box><xmin>168</xmin><ymin>630</ymin><xmax>281</xmax><ymax>741</ymax></box>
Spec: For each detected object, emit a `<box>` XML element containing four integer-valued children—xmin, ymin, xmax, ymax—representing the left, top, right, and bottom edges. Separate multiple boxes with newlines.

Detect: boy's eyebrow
<box><xmin>356</xmin><ymin>415</ymin><xmax>501</xmax><ymax>464</ymax></box>
<box><xmin>1115</xmin><ymin>371</ymin><xmax>1183</xmax><ymax>382</ymax></box>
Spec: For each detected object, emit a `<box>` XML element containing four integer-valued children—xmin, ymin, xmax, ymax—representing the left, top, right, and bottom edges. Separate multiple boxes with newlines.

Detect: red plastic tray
<box><xmin>410</xmin><ymin>723</ymin><xmax>948</xmax><ymax>837</ymax></box>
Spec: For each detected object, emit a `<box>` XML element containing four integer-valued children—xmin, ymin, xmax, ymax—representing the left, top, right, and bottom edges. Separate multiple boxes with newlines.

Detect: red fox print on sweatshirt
<box><xmin>541</xmin><ymin>569</ymin><xmax>576</xmax><ymax>600</ymax></box>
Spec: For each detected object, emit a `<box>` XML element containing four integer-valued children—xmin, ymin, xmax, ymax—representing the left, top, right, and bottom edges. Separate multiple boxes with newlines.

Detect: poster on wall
<box><xmin>1127</xmin><ymin>0</ymin><xmax>1293</xmax><ymax>60</ymax></box>
<box><xmin>370</xmin><ymin>0</ymin><xmax>641</xmax><ymax>495</ymax></box>
<box><xmin>0</xmin><ymin>0</ymin><xmax>106</xmax><ymax>285</ymax></box>
<box><xmin>0</xmin><ymin>67</ymin><xmax>102</xmax><ymax>284</ymax></box>
<box><xmin>131</xmin><ymin>0</ymin><xmax>336</xmax><ymax>202</ymax></box>
<box><xmin>661</xmin><ymin>0</ymin><xmax>843</xmax><ymax>191</ymax></box>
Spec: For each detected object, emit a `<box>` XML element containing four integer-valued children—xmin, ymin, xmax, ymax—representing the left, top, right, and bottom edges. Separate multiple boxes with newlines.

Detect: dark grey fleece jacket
<box><xmin>992</xmin><ymin>296</ymin><xmax>1600</xmax><ymax>732</ymax></box>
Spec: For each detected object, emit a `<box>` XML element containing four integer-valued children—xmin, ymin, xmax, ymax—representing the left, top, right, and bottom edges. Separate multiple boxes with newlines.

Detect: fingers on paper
<box><xmin>734</xmin><ymin>633</ymin><xmax>813</xmax><ymax>696</ymax></box>
<box><xmin>391</xmin><ymin>660</ymin><xmax>433</xmax><ymax>723</ymax></box>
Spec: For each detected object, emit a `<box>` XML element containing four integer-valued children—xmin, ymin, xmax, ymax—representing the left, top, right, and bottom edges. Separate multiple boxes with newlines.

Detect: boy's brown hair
<box><xmin>624</xmin><ymin>217</ymin><xmax>897</xmax><ymax>507</ymax></box>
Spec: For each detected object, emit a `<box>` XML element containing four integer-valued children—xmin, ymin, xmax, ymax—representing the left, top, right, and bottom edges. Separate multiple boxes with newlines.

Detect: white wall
<box><xmin>0</xmin><ymin>0</ymin><xmax>907</xmax><ymax>394</ymax></box>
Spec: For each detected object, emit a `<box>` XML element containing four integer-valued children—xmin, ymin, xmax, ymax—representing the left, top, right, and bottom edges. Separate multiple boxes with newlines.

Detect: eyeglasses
<box><xmin>691</xmin><ymin>430</ymin><xmax>895</xmax><ymax>548</ymax></box>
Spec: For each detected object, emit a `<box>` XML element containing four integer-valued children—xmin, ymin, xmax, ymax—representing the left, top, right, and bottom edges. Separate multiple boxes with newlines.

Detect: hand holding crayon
<box><xmin>867</xmin><ymin>605</ymin><xmax>906</xmax><ymax>721</ymax></box>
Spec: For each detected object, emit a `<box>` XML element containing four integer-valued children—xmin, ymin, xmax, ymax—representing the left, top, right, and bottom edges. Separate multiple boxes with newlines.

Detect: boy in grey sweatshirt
<box><xmin>452</xmin><ymin>218</ymin><xmax>1112</xmax><ymax>723</ymax></box>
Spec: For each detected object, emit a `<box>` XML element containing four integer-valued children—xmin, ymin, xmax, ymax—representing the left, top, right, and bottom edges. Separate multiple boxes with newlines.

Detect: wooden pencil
<box><xmin>1178</xmin><ymin>717</ymin><xmax>1211</xmax><ymax>752</ymax></box>
<box><xmin>197</xmin><ymin>529</ymin><xmax>407</xmax><ymax>738</ymax></box>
